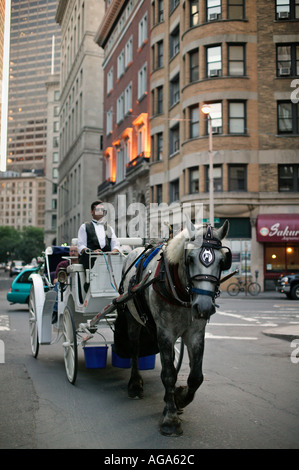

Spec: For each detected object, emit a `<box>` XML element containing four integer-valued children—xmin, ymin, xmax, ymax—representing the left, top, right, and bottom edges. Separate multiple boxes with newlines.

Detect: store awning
<box><xmin>256</xmin><ymin>214</ymin><xmax>299</xmax><ymax>242</ymax></box>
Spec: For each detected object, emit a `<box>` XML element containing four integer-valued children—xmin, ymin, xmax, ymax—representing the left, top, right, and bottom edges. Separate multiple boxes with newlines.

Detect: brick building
<box><xmin>95</xmin><ymin>0</ymin><xmax>151</xmax><ymax>238</ymax></box>
<box><xmin>149</xmin><ymin>0</ymin><xmax>299</xmax><ymax>290</ymax></box>
<box><xmin>95</xmin><ymin>0</ymin><xmax>299</xmax><ymax>290</ymax></box>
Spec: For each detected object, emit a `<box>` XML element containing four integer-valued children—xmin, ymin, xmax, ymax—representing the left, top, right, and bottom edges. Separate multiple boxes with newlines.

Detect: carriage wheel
<box><xmin>28</xmin><ymin>286</ymin><xmax>39</xmax><ymax>358</ymax></box>
<box><xmin>174</xmin><ymin>337</ymin><xmax>184</xmax><ymax>372</ymax></box>
<box><xmin>62</xmin><ymin>306</ymin><xmax>78</xmax><ymax>384</ymax></box>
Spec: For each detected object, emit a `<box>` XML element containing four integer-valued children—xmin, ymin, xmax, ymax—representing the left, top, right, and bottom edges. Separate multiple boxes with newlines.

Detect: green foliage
<box><xmin>0</xmin><ymin>226</ymin><xmax>45</xmax><ymax>264</ymax></box>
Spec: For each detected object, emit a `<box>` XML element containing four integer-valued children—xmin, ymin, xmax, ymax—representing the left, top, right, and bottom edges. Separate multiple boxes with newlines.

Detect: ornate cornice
<box><xmin>55</xmin><ymin>0</ymin><xmax>68</xmax><ymax>25</ymax></box>
<box><xmin>94</xmin><ymin>0</ymin><xmax>124</xmax><ymax>47</ymax></box>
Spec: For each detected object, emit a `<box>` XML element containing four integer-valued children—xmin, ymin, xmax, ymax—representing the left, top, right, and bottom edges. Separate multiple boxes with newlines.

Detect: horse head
<box><xmin>166</xmin><ymin>216</ymin><xmax>231</xmax><ymax>320</ymax></box>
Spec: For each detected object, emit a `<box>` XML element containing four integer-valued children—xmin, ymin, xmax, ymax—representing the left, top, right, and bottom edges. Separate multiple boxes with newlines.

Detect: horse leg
<box><xmin>126</xmin><ymin>316</ymin><xmax>144</xmax><ymax>399</ymax></box>
<box><xmin>174</xmin><ymin>332</ymin><xmax>205</xmax><ymax>410</ymax></box>
<box><xmin>159</xmin><ymin>336</ymin><xmax>183</xmax><ymax>436</ymax></box>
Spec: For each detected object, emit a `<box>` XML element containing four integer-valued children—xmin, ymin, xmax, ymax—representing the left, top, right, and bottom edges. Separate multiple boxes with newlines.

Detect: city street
<box><xmin>0</xmin><ymin>270</ymin><xmax>298</xmax><ymax>450</ymax></box>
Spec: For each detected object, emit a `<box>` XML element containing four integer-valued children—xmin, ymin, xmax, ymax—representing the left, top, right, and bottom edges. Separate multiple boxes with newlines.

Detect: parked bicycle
<box><xmin>227</xmin><ymin>277</ymin><xmax>261</xmax><ymax>296</ymax></box>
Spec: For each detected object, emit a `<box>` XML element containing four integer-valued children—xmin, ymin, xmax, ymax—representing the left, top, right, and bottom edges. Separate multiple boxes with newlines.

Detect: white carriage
<box><xmin>28</xmin><ymin>239</ymin><xmax>185</xmax><ymax>384</ymax></box>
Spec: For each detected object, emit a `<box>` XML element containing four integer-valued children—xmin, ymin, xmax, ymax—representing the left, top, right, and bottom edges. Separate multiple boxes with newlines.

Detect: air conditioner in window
<box><xmin>210</xmin><ymin>69</ymin><xmax>221</xmax><ymax>77</ymax></box>
<box><xmin>209</xmin><ymin>13</ymin><xmax>221</xmax><ymax>21</ymax></box>
<box><xmin>278</xmin><ymin>11</ymin><xmax>289</xmax><ymax>19</ymax></box>
<box><xmin>212</xmin><ymin>126</ymin><xmax>222</xmax><ymax>134</ymax></box>
<box><xmin>279</xmin><ymin>67</ymin><xmax>291</xmax><ymax>76</ymax></box>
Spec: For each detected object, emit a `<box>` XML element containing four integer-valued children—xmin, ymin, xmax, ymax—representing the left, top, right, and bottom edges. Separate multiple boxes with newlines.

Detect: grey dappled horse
<box><xmin>121</xmin><ymin>218</ymin><xmax>231</xmax><ymax>435</ymax></box>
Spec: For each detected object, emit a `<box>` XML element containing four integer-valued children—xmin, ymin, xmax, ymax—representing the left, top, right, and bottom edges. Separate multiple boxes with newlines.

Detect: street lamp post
<box><xmin>201</xmin><ymin>104</ymin><xmax>214</xmax><ymax>226</ymax></box>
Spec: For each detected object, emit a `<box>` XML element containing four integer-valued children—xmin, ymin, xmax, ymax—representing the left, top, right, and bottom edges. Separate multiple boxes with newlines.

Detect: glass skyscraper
<box><xmin>7</xmin><ymin>0</ymin><xmax>60</xmax><ymax>173</ymax></box>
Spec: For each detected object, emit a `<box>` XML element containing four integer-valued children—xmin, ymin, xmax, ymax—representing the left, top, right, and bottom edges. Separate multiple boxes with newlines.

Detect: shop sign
<box><xmin>257</xmin><ymin>214</ymin><xmax>299</xmax><ymax>242</ymax></box>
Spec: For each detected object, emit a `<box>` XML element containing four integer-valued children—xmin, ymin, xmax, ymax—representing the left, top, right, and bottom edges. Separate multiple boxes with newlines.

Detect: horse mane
<box><xmin>165</xmin><ymin>220</ymin><xmax>230</xmax><ymax>266</ymax></box>
<box><xmin>165</xmin><ymin>225</ymin><xmax>204</xmax><ymax>265</ymax></box>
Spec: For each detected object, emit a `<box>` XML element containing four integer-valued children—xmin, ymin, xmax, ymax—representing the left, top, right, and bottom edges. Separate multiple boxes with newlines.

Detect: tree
<box><xmin>19</xmin><ymin>227</ymin><xmax>45</xmax><ymax>263</ymax></box>
<box><xmin>0</xmin><ymin>226</ymin><xmax>45</xmax><ymax>263</ymax></box>
<box><xmin>0</xmin><ymin>227</ymin><xmax>21</xmax><ymax>262</ymax></box>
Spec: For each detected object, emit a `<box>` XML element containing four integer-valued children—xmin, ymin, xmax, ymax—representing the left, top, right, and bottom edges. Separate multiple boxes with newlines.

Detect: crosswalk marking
<box><xmin>0</xmin><ymin>315</ymin><xmax>10</xmax><ymax>331</ymax></box>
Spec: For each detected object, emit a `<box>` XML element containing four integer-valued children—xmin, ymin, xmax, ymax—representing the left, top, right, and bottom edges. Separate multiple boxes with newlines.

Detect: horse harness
<box><xmin>184</xmin><ymin>224</ymin><xmax>232</xmax><ymax>302</ymax></box>
<box><xmin>122</xmin><ymin>225</ymin><xmax>234</xmax><ymax>323</ymax></box>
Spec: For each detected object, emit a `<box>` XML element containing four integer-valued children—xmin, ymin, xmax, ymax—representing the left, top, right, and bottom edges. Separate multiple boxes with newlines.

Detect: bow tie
<box><xmin>92</xmin><ymin>219</ymin><xmax>104</xmax><ymax>225</ymax></box>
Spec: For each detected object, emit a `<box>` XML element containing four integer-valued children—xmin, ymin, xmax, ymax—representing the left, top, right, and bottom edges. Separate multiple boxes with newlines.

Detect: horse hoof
<box><xmin>160</xmin><ymin>422</ymin><xmax>183</xmax><ymax>436</ymax></box>
<box><xmin>128</xmin><ymin>390</ymin><xmax>144</xmax><ymax>399</ymax></box>
<box><xmin>160</xmin><ymin>415</ymin><xmax>183</xmax><ymax>436</ymax></box>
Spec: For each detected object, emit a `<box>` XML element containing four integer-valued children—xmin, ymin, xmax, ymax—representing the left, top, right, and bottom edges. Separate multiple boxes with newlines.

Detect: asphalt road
<box><xmin>0</xmin><ymin>271</ymin><xmax>299</xmax><ymax>451</ymax></box>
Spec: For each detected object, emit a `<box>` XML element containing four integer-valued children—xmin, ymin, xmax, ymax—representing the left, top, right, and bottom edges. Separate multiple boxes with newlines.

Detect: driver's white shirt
<box><xmin>77</xmin><ymin>220</ymin><xmax>120</xmax><ymax>254</ymax></box>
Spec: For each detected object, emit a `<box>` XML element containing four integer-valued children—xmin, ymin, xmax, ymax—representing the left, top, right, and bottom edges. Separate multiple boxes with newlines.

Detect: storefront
<box><xmin>256</xmin><ymin>214</ymin><xmax>299</xmax><ymax>290</ymax></box>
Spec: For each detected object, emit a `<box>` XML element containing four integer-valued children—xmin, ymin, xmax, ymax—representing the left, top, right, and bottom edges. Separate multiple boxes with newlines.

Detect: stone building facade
<box><xmin>55</xmin><ymin>0</ymin><xmax>105</xmax><ymax>244</ymax></box>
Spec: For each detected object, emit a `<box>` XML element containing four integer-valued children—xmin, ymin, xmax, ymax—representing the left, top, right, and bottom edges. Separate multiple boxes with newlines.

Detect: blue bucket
<box><xmin>111</xmin><ymin>345</ymin><xmax>131</xmax><ymax>368</ymax></box>
<box><xmin>138</xmin><ymin>355</ymin><xmax>156</xmax><ymax>370</ymax></box>
<box><xmin>84</xmin><ymin>345</ymin><xmax>108</xmax><ymax>369</ymax></box>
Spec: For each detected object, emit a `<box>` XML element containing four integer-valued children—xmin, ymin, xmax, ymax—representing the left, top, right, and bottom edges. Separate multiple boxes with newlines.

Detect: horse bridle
<box><xmin>185</xmin><ymin>225</ymin><xmax>232</xmax><ymax>301</ymax></box>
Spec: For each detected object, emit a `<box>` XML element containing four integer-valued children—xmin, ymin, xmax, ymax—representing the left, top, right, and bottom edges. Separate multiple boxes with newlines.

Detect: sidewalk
<box><xmin>262</xmin><ymin>325</ymin><xmax>299</xmax><ymax>342</ymax></box>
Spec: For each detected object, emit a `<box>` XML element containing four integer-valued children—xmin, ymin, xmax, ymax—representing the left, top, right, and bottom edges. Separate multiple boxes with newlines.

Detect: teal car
<box><xmin>7</xmin><ymin>267</ymin><xmax>39</xmax><ymax>305</ymax></box>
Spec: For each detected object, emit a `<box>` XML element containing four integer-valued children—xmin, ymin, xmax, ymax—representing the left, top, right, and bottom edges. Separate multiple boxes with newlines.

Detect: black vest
<box><xmin>85</xmin><ymin>221</ymin><xmax>112</xmax><ymax>252</ymax></box>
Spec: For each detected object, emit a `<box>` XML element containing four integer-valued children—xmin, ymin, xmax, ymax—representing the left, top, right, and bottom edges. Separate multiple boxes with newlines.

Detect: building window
<box><xmin>170</xmin><ymin>0</ymin><xmax>180</xmax><ymax>14</ymax></box>
<box><xmin>228</xmin><ymin>0</ymin><xmax>245</xmax><ymax>19</ymax></box>
<box><xmin>158</xmin><ymin>0</ymin><xmax>164</xmax><ymax>22</ymax></box>
<box><xmin>205</xmin><ymin>164</ymin><xmax>223</xmax><ymax>192</ymax></box>
<box><xmin>157</xmin><ymin>184</ymin><xmax>163</xmax><ymax>204</ymax></box>
<box><xmin>53</xmin><ymin>152</ymin><xmax>59</xmax><ymax>163</ymax></box>
<box><xmin>125</xmin><ymin>36</ymin><xmax>133</xmax><ymax>68</ymax></box>
<box><xmin>107</xmin><ymin>67</ymin><xmax>113</xmax><ymax>94</ymax></box>
<box><xmin>189</xmin><ymin>49</ymin><xmax>199</xmax><ymax>82</ymax></box>
<box><xmin>157</xmin><ymin>86</ymin><xmax>163</xmax><ymax>114</ymax></box>
<box><xmin>228</xmin><ymin>101</ymin><xmax>246</xmax><ymax>134</ymax></box>
<box><xmin>157</xmin><ymin>40</ymin><xmax>164</xmax><ymax>68</ymax></box>
<box><xmin>228</xmin><ymin>44</ymin><xmax>245</xmax><ymax>76</ymax></box>
<box><xmin>204</xmin><ymin>102</ymin><xmax>223</xmax><ymax>134</ymax></box>
<box><xmin>137</xmin><ymin>124</ymin><xmax>146</xmax><ymax>155</ymax></box>
<box><xmin>124</xmin><ymin>137</ymin><xmax>131</xmax><ymax>166</ymax></box>
<box><xmin>170</xmin><ymin>26</ymin><xmax>180</xmax><ymax>59</ymax></box>
<box><xmin>170</xmin><ymin>178</ymin><xmax>180</xmax><ymax>202</ymax></box>
<box><xmin>116</xmin><ymin>146</ymin><xmax>125</xmax><ymax>183</ymax></box>
<box><xmin>206</xmin><ymin>0</ymin><xmax>221</xmax><ymax>21</ymax></box>
<box><xmin>277</xmin><ymin>101</ymin><xmax>299</xmax><ymax>134</ymax></box>
<box><xmin>157</xmin><ymin>133</ymin><xmax>163</xmax><ymax>160</ymax></box>
<box><xmin>138</xmin><ymin>63</ymin><xmax>147</xmax><ymax>99</ymax></box>
<box><xmin>206</xmin><ymin>45</ymin><xmax>222</xmax><ymax>77</ymax></box>
<box><xmin>276</xmin><ymin>0</ymin><xmax>299</xmax><ymax>20</ymax></box>
<box><xmin>276</xmin><ymin>44</ymin><xmax>299</xmax><ymax>77</ymax></box>
<box><xmin>190</xmin><ymin>0</ymin><xmax>199</xmax><ymax>26</ymax></box>
<box><xmin>189</xmin><ymin>104</ymin><xmax>199</xmax><ymax>138</ymax></box>
<box><xmin>117</xmin><ymin>94</ymin><xmax>124</xmax><ymax>123</ymax></box>
<box><xmin>169</xmin><ymin>123</ymin><xmax>180</xmax><ymax>155</ymax></box>
<box><xmin>117</xmin><ymin>50</ymin><xmax>125</xmax><ymax>79</ymax></box>
<box><xmin>106</xmin><ymin>108</ymin><xmax>113</xmax><ymax>135</ymax></box>
<box><xmin>228</xmin><ymin>164</ymin><xmax>247</xmax><ymax>191</ymax></box>
<box><xmin>278</xmin><ymin>164</ymin><xmax>299</xmax><ymax>191</ymax></box>
<box><xmin>189</xmin><ymin>166</ymin><xmax>199</xmax><ymax>193</ymax></box>
<box><xmin>170</xmin><ymin>74</ymin><xmax>180</xmax><ymax>107</ymax></box>
<box><xmin>124</xmin><ymin>84</ymin><xmax>132</xmax><ymax>115</ymax></box>
<box><xmin>138</xmin><ymin>12</ymin><xmax>148</xmax><ymax>48</ymax></box>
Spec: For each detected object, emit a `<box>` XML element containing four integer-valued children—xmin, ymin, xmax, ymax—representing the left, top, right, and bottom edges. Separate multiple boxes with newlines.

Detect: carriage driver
<box><xmin>77</xmin><ymin>200</ymin><xmax>120</xmax><ymax>271</ymax></box>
